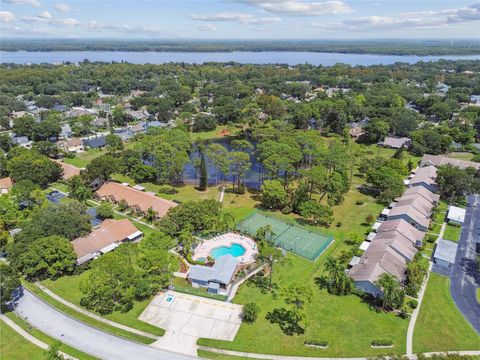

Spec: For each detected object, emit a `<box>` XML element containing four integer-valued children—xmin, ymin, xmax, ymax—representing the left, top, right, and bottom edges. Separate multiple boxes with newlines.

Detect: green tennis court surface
<box><xmin>237</xmin><ymin>212</ymin><xmax>334</xmax><ymax>261</ymax></box>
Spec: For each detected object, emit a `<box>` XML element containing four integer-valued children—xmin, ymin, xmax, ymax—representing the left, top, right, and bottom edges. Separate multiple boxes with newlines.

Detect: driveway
<box><xmin>14</xmin><ymin>289</ymin><xmax>195</xmax><ymax>360</ymax></box>
<box><xmin>450</xmin><ymin>195</ymin><xmax>480</xmax><ymax>334</ymax></box>
<box><xmin>140</xmin><ymin>291</ymin><xmax>243</xmax><ymax>356</ymax></box>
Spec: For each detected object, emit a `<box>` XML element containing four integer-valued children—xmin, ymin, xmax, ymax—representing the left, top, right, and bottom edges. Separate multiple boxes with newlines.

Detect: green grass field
<box><xmin>442</xmin><ymin>223</ymin><xmax>462</xmax><ymax>242</ymax></box>
<box><xmin>198</xmin><ymin>350</ymin><xmax>262</xmax><ymax>360</ymax></box>
<box><xmin>0</xmin><ymin>319</ymin><xmax>44</xmax><ymax>360</ymax></box>
<box><xmin>413</xmin><ymin>273</ymin><xmax>480</xmax><ymax>353</ymax></box>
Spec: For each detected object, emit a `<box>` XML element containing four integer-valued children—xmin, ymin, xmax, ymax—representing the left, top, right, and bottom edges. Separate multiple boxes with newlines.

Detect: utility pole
<box><xmin>268</xmin><ymin>254</ymin><xmax>273</xmax><ymax>291</ymax></box>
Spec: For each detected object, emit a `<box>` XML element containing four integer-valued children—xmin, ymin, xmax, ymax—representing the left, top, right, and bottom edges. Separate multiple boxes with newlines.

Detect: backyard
<box><xmin>442</xmin><ymin>223</ymin><xmax>462</xmax><ymax>242</ymax></box>
<box><xmin>413</xmin><ymin>273</ymin><xmax>480</xmax><ymax>353</ymax></box>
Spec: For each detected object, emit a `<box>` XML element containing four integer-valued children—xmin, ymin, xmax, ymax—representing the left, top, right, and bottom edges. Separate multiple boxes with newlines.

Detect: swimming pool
<box><xmin>211</xmin><ymin>243</ymin><xmax>246</xmax><ymax>259</ymax></box>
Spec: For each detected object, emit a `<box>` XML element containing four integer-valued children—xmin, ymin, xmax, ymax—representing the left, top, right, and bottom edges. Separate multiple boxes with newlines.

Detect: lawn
<box><xmin>191</xmin><ymin>125</ymin><xmax>237</xmax><ymax>141</ymax></box>
<box><xmin>442</xmin><ymin>223</ymin><xmax>462</xmax><ymax>242</ymax></box>
<box><xmin>197</xmin><ymin>350</ymin><xmax>262</xmax><ymax>360</ymax></box>
<box><xmin>445</xmin><ymin>152</ymin><xmax>475</xmax><ymax>161</ymax></box>
<box><xmin>4</xmin><ymin>313</ymin><xmax>99</xmax><ymax>360</ymax></box>
<box><xmin>38</xmin><ymin>273</ymin><xmax>165</xmax><ymax>338</ymax></box>
<box><xmin>199</xmin><ymin>253</ymin><xmax>408</xmax><ymax>357</ymax></box>
<box><xmin>413</xmin><ymin>273</ymin><xmax>480</xmax><ymax>353</ymax></box>
<box><xmin>64</xmin><ymin>148</ymin><xmax>107</xmax><ymax>168</ymax></box>
<box><xmin>0</xmin><ymin>319</ymin><xmax>44</xmax><ymax>360</ymax></box>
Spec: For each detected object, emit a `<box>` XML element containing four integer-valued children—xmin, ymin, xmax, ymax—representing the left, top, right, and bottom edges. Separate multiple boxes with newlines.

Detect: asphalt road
<box><xmin>14</xmin><ymin>289</ymin><xmax>197</xmax><ymax>360</ymax></box>
<box><xmin>450</xmin><ymin>194</ymin><xmax>480</xmax><ymax>334</ymax></box>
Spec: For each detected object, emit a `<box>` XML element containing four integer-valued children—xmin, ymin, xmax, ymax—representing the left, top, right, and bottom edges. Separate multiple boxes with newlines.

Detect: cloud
<box><xmin>84</xmin><ymin>20</ymin><xmax>172</xmax><ymax>36</ymax></box>
<box><xmin>236</xmin><ymin>0</ymin><xmax>352</xmax><ymax>16</ymax></box>
<box><xmin>0</xmin><ymin>11</ymin><xmax>15</xmax><ymax>23</ymax></box>
<box><xmin>54</xmin><ymin>2</ymin><xmax>71</xmax><ymax>12</ymax></box>
<box><xmin>189</xmin><ymin>12</ymin><xmax>281</xmax><ymax>25</ymax></box>
<box><xmin>194</xmin><ymin>23</ymin><xmax>218</xmax><ymax>31</ymax></box>
<box><xmin>37</xmin><ymin>10</ymin><xmax>52</xmax><ymax>19</ymax></box>
<box><xmin>2</xmin><ymin>0</ymin><xmax>41</xmax><ymax>7</ymax></box>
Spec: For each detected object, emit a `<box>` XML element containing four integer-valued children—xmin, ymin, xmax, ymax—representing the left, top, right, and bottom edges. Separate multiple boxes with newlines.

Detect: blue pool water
<box><xmin>211</xmin><ymin>243</ymin><xmax>246</xmax><ymax>259</ymax></box>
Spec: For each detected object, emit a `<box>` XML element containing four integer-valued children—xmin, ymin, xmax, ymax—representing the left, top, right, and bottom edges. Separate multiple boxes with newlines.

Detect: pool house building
<box><xmin>187</xmin><ymin>254</ymin><xmax>239</xmax><ymax>294</ymax></box>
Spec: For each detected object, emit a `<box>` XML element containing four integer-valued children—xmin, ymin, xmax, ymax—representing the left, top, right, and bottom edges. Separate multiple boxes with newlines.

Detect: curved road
<box><xmin>450</xmin><ymin>195</ymin><xmax>480</xmax><ymax>334</ymax></box>
<box><xmin>15</xmin><ymin>289</ymin><xmax>196</xmax><ymax>360</ymax></box>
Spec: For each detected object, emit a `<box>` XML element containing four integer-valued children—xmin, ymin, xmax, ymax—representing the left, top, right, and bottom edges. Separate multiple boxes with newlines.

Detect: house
<box><xmin>0</xmin><ymin>177</ymin><xmax>13</xmax><ymax>194</ymax></box>
<box><xmin>113</xmin><ymin>128</ymin><xmax>133</xmax><ymax>142</ymax></box>
<box><xmin>420</xmin><ymin>154</ymin><xmax>480</xmax><ymax>170</ymax></box>
<box><xmin>52</xmin><ymin>104</ymin><xmax>67</xmax><ymax>112</ymax></box>
<box><xmin>72</xmin><ymin>219</ymin><xmax>143</xmax><ymax>265</ymax></box>
<box><xmin>433</xmin><ymin>239</ymin><xmax>458</xmax><ymax>274</ymax></box>
<box><xmin>130</xmin><ymin>122</ymin><xmax>146</xmax><ymax>135</ymax></box>
<box><xmin>447</xmin><ymin>205</ymin><xmax>466</xmax><ymax>225</ymax></box>
<box><xmin>125</xmin><ymin>109</ymin><xmax>150</xmax><ymax>121</ymax></box>
<box><xmin>60</xmin><ymin>124</ymin><xmax>72</xmax><ymax>139</ymax></box>
<box><xmin>381</xmin><ymin>137</ymin><xmax>411</xmax><ymax>149</ymax></box>
<box><xmin>57</xmin><ymin>137</ymin><xmax>84</xmax><ymax>153</ymax></box>
<box><xmin>95</xmin><ymin>181</ymin><xmax>177</xmax><ymax>219</ymax></box>
<box><xmin>54</xmin><ymin>160</ymin><xmax>81</xmax><ymax>180</ymax></box>
<box><xmin>408</xmin><ymin>166</ymin><xmax>438</xmax><ymax>193</ymax></box>
<box><xmin>349</xmin><ymin>243</ymin><xmax>408</xmax><ymax>297</ymax></box>
<box><xmin>93</xmin><ymin>117</ymin><xmax>109</xmax><ymax>128</ymax></box>
<box><xmin>83</xmin><ymin>136</ymin><xmax>107</xmax><ymax>149</ymax></box>
<box><xmin>387</xmin><ymin>204</ymin><xmax>430</xmax><ymax>231</ymax></box>
<box><xmin>349</xmin><ymin>127</ymin><xmax>365</xmax><ymax>140</ymax></box>
<box><xmin>11</xmin><ymin>135</ymin><xmax>32</xmax><ymax>149</ymax></box>
<box><xmin>402</xmin><ymin>186</ymin><xmax>440</xmax><ymax>206</ymax></box>
<box><xmin>187</xmin><ymin>254</ymin><xmax>239</xmax><ymax>294</ymax></box>
<box><xmin>394</xmin><ymin>195</ymin><xmax>434</xmax><ymax>218</ymax></box>
<box><xmin>376</xmin><ymin>219</ymin><xmax>426</xmax><ymax>247</ymax></box>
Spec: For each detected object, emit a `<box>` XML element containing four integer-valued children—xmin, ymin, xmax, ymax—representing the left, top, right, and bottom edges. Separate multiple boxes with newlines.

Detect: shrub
<box><xmin>96</xmin><ymin>202</ymin><xmax>114</xmax><ymax>219</ymax></box>
<box><xmin>336</xmin><ymin>221</ymin><xmax>342</xmax><ymax>227</ymax></box>
<box><xmin>426</xmin><ymin>234</ymin><xmax>437</xmax><ymax>243</ymax></box>
<box><xmin>304</xmin><ymin>340</ymin><xmax>328</xmax><ymax>347</ymax></box>
<box><xmin>157</xmin><ymin>185</ymin><xmax>178</xmax><ymax>195</ymax></box>
<box><xmin>371</xmin><ymin>340</ymin><xmax>393</xmax><ymax>346</ymax></box>
<box><xmin>365</xmin><ymin>214</ymin><xmax>375</xmax><ymax>224</ymax></box>
<box><xmin>355</xmin><ymin>200</ymin><xmax>364</xmax><ymax>205</ymax></box>
<box><xmin>408</xmin><ymin>299</ymin><xmax>418</xmax><ymax>309</ymax></box>
<box><xmin>242</xmin><ymin>302</ymin><xmax>260</xmax><ymax>323</ymax></box>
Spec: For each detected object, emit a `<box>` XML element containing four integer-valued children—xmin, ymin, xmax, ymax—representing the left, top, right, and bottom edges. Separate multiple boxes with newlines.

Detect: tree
<box><xmin>374</xmin><ymin>273</ymin><xmax>405</xmax><ymax>310</ymax></box>
<box><xmin>410</xmin><ymin>128</ymin><xmax>452</xmax><ymax>156</ymax></box>
<box><xmin>323</xmin><ymin>257</ymin><xmax>352</xmax><ymax>295</ymax></box>
<box><xmin>206</xmin><ymin>143</ymin><xmax>230</xmax><ymax>184</ymax></box>
<box><xmin>436</xmin><ymin>165</ymin><xmax>478</xmax><ymax>203</ymax></box>
<box><xmin>12</xmin><ymin>115</ymin><xmax>35</xmax><ymax>138</ymax></box>
<box><xmin>0</xmin><ymin>263</ymin><xmax>20</xmax><ymax>305</ymax></box>
<box><xmin>363</xmin><ymin>119</ymin><xmax>390</xmax><ymax>143</ymax></box>
<box><xmin>106</xmin><ymin>134</ymin><xmax>124</xmax><ymax>154</ymax></box>
<box><xmin>7</xmin><ymin>151</ymin><xmax>62</xmax><ymax>187</ymax></box>
<box><xmin>299</xmin><ymin>200</ymin><xmax>333</xmax><ymax>226</ymax></box>
<box><xmin>365</xmin><ymin>166</ymin><xmax>405</xmax><ymax>204</ymax></box>
<box><xmin>67</xmin><ymin>175</ymin><xmax>92</xmax><ymax>203</ymax></box>
<box><xmin>192</xmin><ymin>114</ymin><xmax>217</xmax><ymax>132</ymax></box>
<box><xmin>255</xmin><ymin>224</ymin><xmax>275</xmax><ymax>244</ymax></box>
<box><xmin>229</xmin><ymin>151</ymin><xmax>250</xmax><ymax>193</ymax></box>
<box><xmin>44</xmin><ymin>342</ymin><xmax>65</xmax><ymax>360</ymax></box>
<box><xmin>198</xmin><ymin>151</ymin><xmax>208</xmax><ymax>191</ymax></box>
<box><xmin>86</xmin><ymin>155</ymin><xmax>119</xmax><ymax>182</ymax></box>
<box><xmin>242</xmin><ymin>302</ymin><xmax>260</xmax><ymax>323</ymax></box>
<box><xmin>260</xmin><ymin>180</ymin><xmax>288</xmax><ymax>210</ymax></box>
<box><xmin>96</xmin><ymin>202</ymin><xmax>114</xmax><ymax>219</ymax></box>
<box><xmin>281</xmin><ymin>283</ymin><xmax>313</xmax><ymax>309</ymax></box>
<box><xmin>389</xmin><ymin>108</ymin><xmax>419</xmax><ymax>137</ymax></box>
<box><xmin>14</xmin><ymin>236</ymin><xmax>76</xmax><ymax>280</ymax></box>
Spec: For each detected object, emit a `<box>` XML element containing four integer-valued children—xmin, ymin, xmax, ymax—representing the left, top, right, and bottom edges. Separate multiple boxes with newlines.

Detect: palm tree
<box><xmin>324</xmin><ymin>257</ymin><xmax>351</xmax><ymax>295</ymax></box>
<box><xmin>255</xmin><ymin>224</ymin><xmax>275</xmax><ymax>244</ymax></box>
<box><xmin>374</xmin><ymin>273</ymin><xmax>404</xmax><ymax>310</ymax></box>
<box><xmin>71</xmin><ymin>184</ymin><xmax>92</xmax><ymax>203</ymax></box>
<box><xmin>145</xmin><ymin>207</ymin><xmax>156</xmax><ymax>222</ymax></box>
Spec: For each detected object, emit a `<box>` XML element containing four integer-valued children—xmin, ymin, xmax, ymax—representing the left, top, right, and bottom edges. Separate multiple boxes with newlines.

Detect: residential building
<box><xmin>381</xmin><ymin>137</ymin><xmax>411</xmax><ymax>149</ymax></box>
<box><xmin>387</xmin><ymin>204</ymin><xmax>430</xmax><ymax>231</ymax></box>
<box><xmin>72</xmin><ymin>219</ymin><xmax>143</xmax><ymax>265</ymax></box>
<box><xmin>83</xmin><ymin>136</ymin><xmax>107</xmax><ymax>149</ymax></box>
<box><xmin>95</xmin><ymin>181</ymin><xmax>177</xmax><ymax>219</ymax></box>
<box><xmin>421</xmin><ymin>154</ymin><xmax>480</xmax><ymax>170</ymax></box>
<box><xmin>402</xmin><ymin>186</ymin><xmax>440</xmax><ymax>205</ymax></box>
<box><xmin>54</xmin><ymin>160</ymin><xmax>82</xmax><ymax>180</ymax></box>
<box><xmin>187</xmin><ymin>254</ymin><xmax>239</xmax><ymax>294</ymax></box>
<box><xmin>60</xmin><ymin>124</ymin><xmax>72</xmax><ymax>139</ymax></box>
<box><xmin>11</xmin><ymin>135</ymin><xmax>32</xmax><ymax>149</ymax></box>
<box><xmin>408</xmin><ymin>166</ymin><xmax>438</xmax><ymax>193</ymax></box>
<box><xmin>0</xmin><ymin>177</ymin><xmax>12</xmax><ymax>194</ymax></box>
<box><xmin>432</xmin><ymin>239</ymin><xmax>458</xmax><ymax>274</ymax></box>
<box><xmin>394</xmin><ymin>195</ymin><xmax>434</xmax><ymax>218</ymax></box>
<box><xmin>447</xmin><ymin>205</ymin><xmax>466</xmax><ymax>225</ymax></box>
<box><xmin>376</xmin><ymin>219</ymin><xmax>426</xmax><ymax>247</ymax></box>
<box><xmin>57</xmin><ymin>137</ymin><xmax>84</xmax><ymax>153</ymax></box>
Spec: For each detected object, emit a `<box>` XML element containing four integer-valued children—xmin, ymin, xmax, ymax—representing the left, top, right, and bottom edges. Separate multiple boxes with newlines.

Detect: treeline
<box><xmin>2</xmin><ymin>39</ymin><xmax>480</xmax><ymax>55</ymax></box>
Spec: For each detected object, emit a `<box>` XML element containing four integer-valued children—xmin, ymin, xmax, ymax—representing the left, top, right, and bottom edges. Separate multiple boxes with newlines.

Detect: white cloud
<box><xmin>190</xmin><ymin>12</ymin><xmax>281</xmax><ymax>25</ymax></box>
<box><xmin>54</xmin><ymin>2</ymin><xmax>71</xmax><ymax>12</ymax></box>
<box><xmin>84</xmin><ymin>20</ymin><xmax>172</xmax><ymax>36</ymax></box>
<box><xmin>194</xmin><ymin>23</ymin><xmax>218</xmax><ymax>31</ymax></box>
<box><xmin>22</xmin><ymin>14</ymin><xmax>79</xmax><ymax>26</ymax></box>
<box><xmin>0</xmin><ymin>10</ymin><xmax>15</xmax><ymax>23</ymax></box>
<box><xmin>37</xmin><ymin>10</ymin><xmax>52</xmax><ymax>19</ymax></box>
<box><xmin>3</xmin><ymin>0</ymin><xmax>41</xmax><ymax>7</ymax></box>
<box><xmin>236</xmin><ymin>0</ymin><xmax>352</xmax><ymax>16</ymax></box>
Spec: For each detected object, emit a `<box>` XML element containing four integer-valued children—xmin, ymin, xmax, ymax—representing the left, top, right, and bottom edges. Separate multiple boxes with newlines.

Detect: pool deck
<box><xmin>193</xmin><ymin>232</ymin><xmax>258</xmax><ymax>265</ymax></box>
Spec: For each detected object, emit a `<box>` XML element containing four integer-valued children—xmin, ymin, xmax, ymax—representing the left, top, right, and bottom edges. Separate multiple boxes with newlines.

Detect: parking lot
<box><xmin>139</xmin><ymin>291</ymin><xmax>243</xmax><ymax>356</ymax></box>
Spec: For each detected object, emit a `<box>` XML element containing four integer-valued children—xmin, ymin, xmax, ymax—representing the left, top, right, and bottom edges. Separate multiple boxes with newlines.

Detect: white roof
<box><xmin>127</xmin><ymin>231</ymin><xmax>143</xmax><ymax>240</ymax></box>
<box><xmin>434</xmin><ymin>239</ymin><xmax>458</xmax><ymax>264</ymax></box>
<box><xmin>100</xmin><ymin>243</ymin><xmax>119</xmax><ymax>254</ymax></box>
<box><xmin>349</xmin><ymin>256</ymin><xmax>361</xmax><ymax>267</ymax></box>
<box><xmin>359</xmin><ymin>241</ymin><xmax>371</xmax><ymax>251</ymax></box>
<box><xmin>447</xmin><ymin>206</ymin><xmax>466</xmax><ymax>223</ymax></box>
<box><xmin>381</xmin><ymin>208</ymin><xmax>390</xmax><ymax>216</ymax></box>
<box><xmin>367</xmin><ymin>232</ymin><xmax>376</xmax><ymax>241</ymax></box>
<box><xmin>372</xmin><ymin>222</ymin><xmax>382</xmax><ymax>230</ymax></box>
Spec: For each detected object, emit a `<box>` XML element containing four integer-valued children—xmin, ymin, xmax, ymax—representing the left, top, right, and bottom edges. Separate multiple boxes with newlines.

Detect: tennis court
<box><xmin>237</xmin><ymin>212</ymin><xmax>334</xmax><ymax>261</ymax></box>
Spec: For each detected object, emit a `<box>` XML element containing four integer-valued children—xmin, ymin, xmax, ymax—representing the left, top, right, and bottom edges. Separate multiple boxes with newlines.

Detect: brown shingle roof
<box><xmin>382</xmin><ymin>137</ymin><xmax>411</xmax><ymax>148</ymax></box>
<box><xmin>72</xmin><ymin>219</ymin><xmax>140</xmax><ymax>259</ymax></box>
<box><xmin>421</xmin><ymin>154</ymin><xmax>480</xmax><ymax>170</ymax></box>
<box><xmin>388</xmin><ymin>204</ymin><xmax>431</xmax><ymax>229</ymax></box>
<box><xmin>0</xmin><ymin>177</ymin><xmax>12</xmax><ymax>190</ymax></box>
<box><xmin>394</xmin><ymin>195</ymin><xmax>434</xmax><ymax>217</ymax></box>
<box><xmin>54</xmin><ymin>160</ymin><xmax>81</xmax><ymax>179</ymax></box>
<box><xmin>402</xmin><ymin>186</ymin><xmax>440</xmax><ymax>205</ymax></box>
<box><xmin>96</xmin><ymin>182</ymin><xmax>177</xmax><ymax>217</ymax></box>
<box><xmin>376</xmin><ymin>219</ymin><xmax>426</xmax><ymax>245</ymax></box>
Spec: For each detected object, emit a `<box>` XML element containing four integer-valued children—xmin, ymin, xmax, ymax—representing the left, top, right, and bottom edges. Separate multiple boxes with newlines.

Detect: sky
<box><xmin>0</xmin><ymin>0</ymin><xmax>479</xmax><ymax>40</ymax></box>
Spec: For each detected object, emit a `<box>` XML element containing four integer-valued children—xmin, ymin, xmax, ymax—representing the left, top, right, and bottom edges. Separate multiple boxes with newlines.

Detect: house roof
<box><xmin>96</xmin><ymin>181</ymin><xmax>177</xmax><ymax>217</ymax></box>
<box><xmin>402</xmin><ymin>186</ymin><xmax>440</xmax><ymax>205</ymax></box>
<box><xmin>83</xmin><ymin>136</ymin><xmax>106</xmax><ymax>148</ymax></box>
<box><xmin>376</xmin><ymin>219</ymin><xmax>425</xmax><ymax>245</ymax></box>
<box><xmin>382</xmin><ymin>137</ymin><xmax>411</xmax><ymax>148</ymax></box>
<box><xmin>421</xmin><ymin>154</ymin><xmax>480</xmax><ymax>170</ymax></box>
<box><xmin>373</xmin><ymin>233</ymin><xmax>417</xmax><ymax>261</ymax></box>
<box><xmin>388</xmin><ymin>204</ymin><xmax>430</xmax><ymax>228</ymax></box>
<box><xmin>434</xmin><ymin>239</ymin><xmax>458</xmax><ymax>264</ymax></box>
<box><xmin>54</xmin><ymin>160</ymin><xmax>81</xmax><ymax>179</ymax></box>
<box><xmin>188</xmin><ymin>254</ymin><xmax>239</xmax><ymax>285</ymax></box>
<box><xmin>394</xmin><ymin>195</ymin><xmax>434</xmax><ymax>217</ymax></box>
<box><xmin>0</xmin><ymin>177</ymin><xmax>13</xmax><ymax>190</ymax></box>
<box><xmin>447</xmin><ymin>206</ymin><xmax>466</xmax><ymax>223</ymax></box>
<box><xmin>72</xmin><ymin>219</ymin><xmax>140</xmax><ymax>260</ymax></box>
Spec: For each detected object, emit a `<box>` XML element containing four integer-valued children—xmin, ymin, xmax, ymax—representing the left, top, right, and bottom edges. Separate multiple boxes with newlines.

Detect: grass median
<box><xmin>4</xmin><ymin>313</ymin><xmax>99</xmax><ymax>360</ymax></box>
<box><xmin>22</xmin><ymin>280</ymin><xmax>158</xmax><ymax>344</ymax></box>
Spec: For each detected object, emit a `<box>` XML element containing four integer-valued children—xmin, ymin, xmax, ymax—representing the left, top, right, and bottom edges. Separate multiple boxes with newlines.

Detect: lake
<box><xmin>1</xmin><ymin>51</ymin><xmax>480</xmax><ymax>66</ymax></box>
